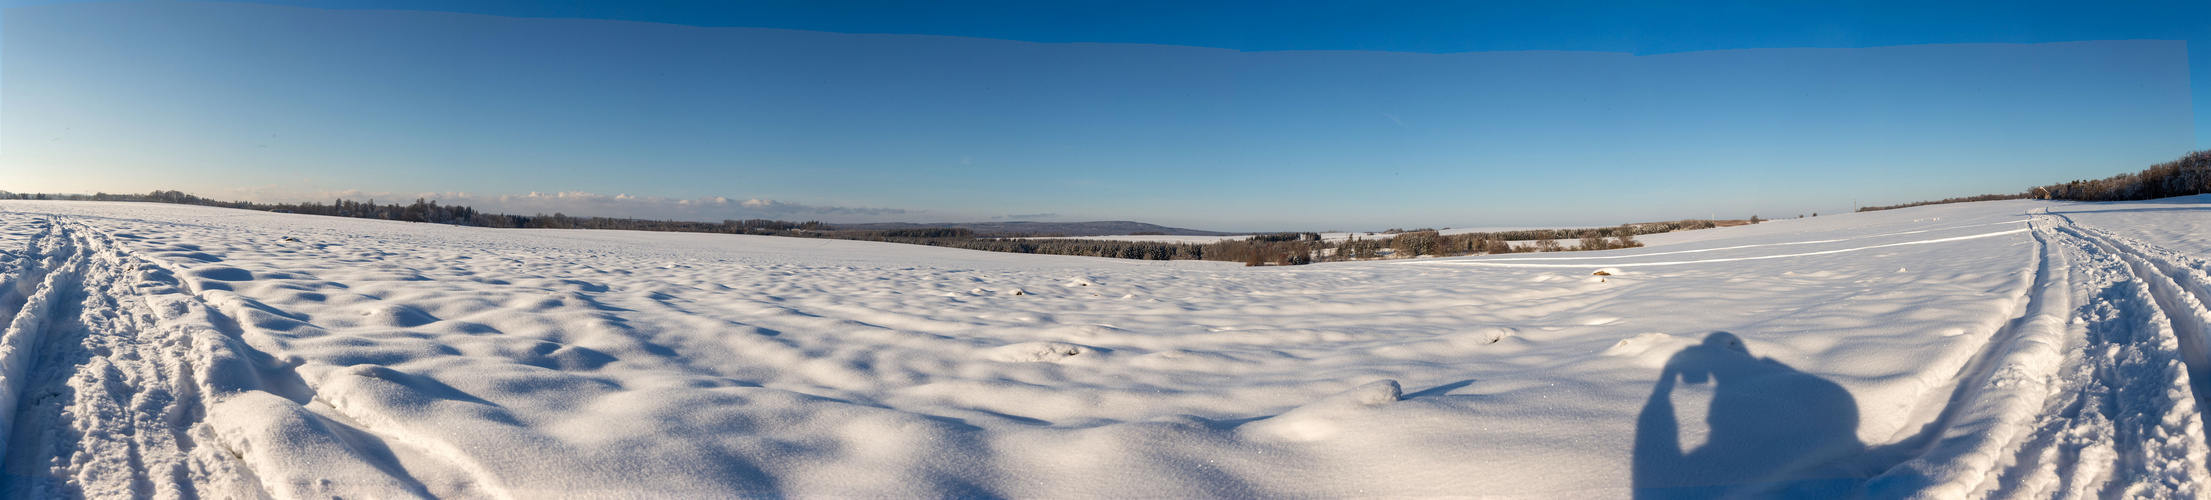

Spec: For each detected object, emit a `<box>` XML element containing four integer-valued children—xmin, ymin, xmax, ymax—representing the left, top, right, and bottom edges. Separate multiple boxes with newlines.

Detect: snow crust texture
<box><xmin>0</xmin><ymin>197</ymin><xmax>2206</xmax><ymax>498</ymax></box>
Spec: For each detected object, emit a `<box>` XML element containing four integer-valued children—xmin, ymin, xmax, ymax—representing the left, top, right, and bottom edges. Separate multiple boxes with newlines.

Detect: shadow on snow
<box><xmin>1633</xmin><ymin>332</ymin><xmax>1868</xmax><ymax>498</ymax></box>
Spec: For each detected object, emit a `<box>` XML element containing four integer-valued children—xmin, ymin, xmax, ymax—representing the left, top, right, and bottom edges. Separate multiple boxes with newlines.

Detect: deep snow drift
<box><xmin>0</xmin><ymin>198</ymin><xmax>2206</xmax><ymax>498</ymax></box>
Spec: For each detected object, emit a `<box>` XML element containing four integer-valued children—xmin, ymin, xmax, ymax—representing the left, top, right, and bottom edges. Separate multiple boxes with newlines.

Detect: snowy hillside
<box><xmin>0</xmin><ymin>197</ymin><xmax>2206</xmax><ymax>498</ymax></box>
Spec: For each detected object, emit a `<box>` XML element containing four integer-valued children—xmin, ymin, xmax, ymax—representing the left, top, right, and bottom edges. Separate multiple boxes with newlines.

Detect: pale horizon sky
<box><xmin>2</xmin><ymin>0</ymin><xmax>2201</xmax><ymax>232</ymax></box>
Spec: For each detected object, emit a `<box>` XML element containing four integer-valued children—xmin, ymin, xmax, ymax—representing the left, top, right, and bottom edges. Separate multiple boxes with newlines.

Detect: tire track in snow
<box><xmin>96</xmin><ymin>220</ymin><xmax>448</xmax><ymax>498</ymax></box>
<box><xmin>0</xmin><ymin>219</ymin><xmax>200</xmax><ymax>497</ymax></box>
<box><xmin>0</xmin><ymin>218</ymin><xmax>276</xmax><ymax>498</ymax></box>
<box><xmin>1853</xmin><ymin>210</ymin><xmax>2211</xmax><ymax>499</ymax></box>
<box><xmin>0</xmin><ymin>215</ymin><xmax>50</xmax><ymax>330</ymax></box>
<box><xmin>127</xmin><ymin>236</ymin><xmax>465</xmax><ymax>498</ymax></box>
<box><xmin>1941</xmin><ymin>211</ymin><xmax>2210</xmax><ymax>499</ymax></box>
<box><xmin>1858</xmin><ymin>214</ymin><xmax>2068</xmax><ymax>499</ymax></box>
<box><xmin>0</xmin><ymin>218</ymin><xmax>68</xmax><ymax>463</ymax></box>
<box><xmin>2047</xmin><ymin>212</ymin><xmax>2211</xmax><ymax>417</ymax></box>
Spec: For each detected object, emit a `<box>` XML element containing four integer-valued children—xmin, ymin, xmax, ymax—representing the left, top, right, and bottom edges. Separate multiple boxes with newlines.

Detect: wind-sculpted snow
<box><xmin>0</xmin><ymin>198</ymin><xmax>2204</xmax><ymax>498</ymax></box>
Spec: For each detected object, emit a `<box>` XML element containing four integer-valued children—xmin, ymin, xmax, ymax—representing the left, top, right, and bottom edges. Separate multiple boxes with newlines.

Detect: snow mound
<box><xmin>986</xmin><ymin>341</ymin><xmax>1098</xmax><ymax>362</ymax></box>
<box><xmin>1602</xmin><ymin>332</ymin><xmax>1701</xmax><ymax>361</ymax></box>
<box><xmin>1475</xmin><ymin>326</ymin><xmax>1517</xmax><ymax>345</ymax></box>
<box><xmin>1243</xmin><ymin>380</ymin><xmax>1402</xmax><ymax>442</ymax></box>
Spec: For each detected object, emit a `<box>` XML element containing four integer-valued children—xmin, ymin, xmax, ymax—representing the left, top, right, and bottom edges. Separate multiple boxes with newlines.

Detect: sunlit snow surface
<box><xmin>0</xmin><ymin>198</ymin><xmax>2206</xmax><ymax>498</ymax></box>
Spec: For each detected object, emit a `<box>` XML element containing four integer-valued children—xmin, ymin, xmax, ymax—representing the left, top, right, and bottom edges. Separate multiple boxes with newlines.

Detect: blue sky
<box><xmin>1</xmin><ymin>0</ymin><xmax>2201</xmax><ymax>231</ymax></box>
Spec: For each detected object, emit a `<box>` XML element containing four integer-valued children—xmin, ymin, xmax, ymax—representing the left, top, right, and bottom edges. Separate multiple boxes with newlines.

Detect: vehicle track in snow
<box><xmin>0</xmin><ymin>217</ymin><xmax>68</xmax><ymax>459</ymax></box>
<box><xmin>2015</xmin><ymin>211</ymin><xmax>2211</xmax><ymax>498</ymax></box>
<box><xmin>1850</xmin><ymin>212</ymin><xmax>2066</xmax><ymax>499</ymax></box>
<box><xmin>0</xmin><ymin>217</ymin><xmax>264</xmax><ymax>498</ymax></box>
<box><xmin>2048</xmin><ymin>211</ymin><xmax>2211</xmax><ymax>403</ymax></box>
<box><xmin>1872</xmin><ymin>210</ymin><xmax>2211</xmax><ymax>499</ymax></box>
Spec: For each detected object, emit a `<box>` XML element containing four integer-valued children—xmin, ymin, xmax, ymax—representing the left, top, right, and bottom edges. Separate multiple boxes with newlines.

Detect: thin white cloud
<box><xmin>1378</xmin><ymin>112</ymin><xmax>1409</xmax><ymax>129</ymax></box>
<box><xmin>728</xmin><ymin>197</ymin><xmax>908</xmax><ymax>216</ymax></box>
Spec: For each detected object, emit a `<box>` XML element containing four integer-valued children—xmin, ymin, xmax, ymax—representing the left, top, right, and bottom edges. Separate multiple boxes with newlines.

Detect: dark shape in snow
<box><xmin>190</xmin><ymin>266</ymin><xmax>256</xmax><ymax>282</ymax></box>
<box><xmin>1633</xmin><ymin>332</ymin><xmax>1867</xmax><ymax>498</ymax></box>
<box><xmin>1401</xmin><ymin>379</ymin><xmax>1476</xmax><ymax>399</ymax></box>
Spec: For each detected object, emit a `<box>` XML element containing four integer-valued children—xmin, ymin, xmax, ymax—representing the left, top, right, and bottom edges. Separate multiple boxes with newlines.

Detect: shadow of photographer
<box><xmin>1633</xmin><ymin>332</ymin><xmax>1867</xmax><ymax>498</ymax></box>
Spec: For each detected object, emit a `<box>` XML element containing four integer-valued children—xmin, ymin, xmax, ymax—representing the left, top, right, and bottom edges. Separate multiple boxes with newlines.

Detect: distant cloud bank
<box><xmin>990</xmin><ymin>213</ymin><xmax>1059</xmax><ymax>220</ymax></box>
<box><xmin>733</xmin><ymin>197</ymin><xmax>908</xmax><ymax>216</ymax></box>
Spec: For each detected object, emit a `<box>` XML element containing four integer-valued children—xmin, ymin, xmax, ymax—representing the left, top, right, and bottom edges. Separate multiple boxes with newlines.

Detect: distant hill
<box><xmin>832</xmin><ymin>220</ymin><xmax>1236</xmax><ymax>236</ymax></box>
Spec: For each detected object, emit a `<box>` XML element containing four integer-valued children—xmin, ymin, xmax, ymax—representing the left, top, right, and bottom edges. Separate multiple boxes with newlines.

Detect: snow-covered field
<box><xmin>1051</xmin><ymin>226</ymin><xmax>1604</xmax><ymax>245</ymax></box>
<box><xmin>0</xmin><ymin>197</ymin><xmax>2206</xmax><ymax>498</ymax></box>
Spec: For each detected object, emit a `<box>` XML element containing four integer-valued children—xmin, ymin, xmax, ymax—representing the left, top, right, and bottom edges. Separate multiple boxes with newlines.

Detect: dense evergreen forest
<box><xmin>0</xmin><ymin>189</ymin><xmax>1729</xmax><ymax>265</ymax></box>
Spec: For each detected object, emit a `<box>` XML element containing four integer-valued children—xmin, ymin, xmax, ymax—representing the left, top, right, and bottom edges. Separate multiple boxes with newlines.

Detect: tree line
<box><xmin>2031</xmin><ymin>149</ymin><xmax>2210</xmax><ymax>202</ymax></box>
<box><xmin>0</xmin><ymin>189</ymin><xmax>1744</xmax><ymax>265</ymax></box>
<box><xmin>1331</xmin><ymin>225</ymin><xmax>1649</xmax><ymax>262</ymax></box>
<box><xmin>1861</xmin><ymin>149</ymin><xmax>2209</xmax><ymax>212</ymax></box>
<box><xmin>1856</xmin><ymin>193</ymin><xmax>2032</xmax><ymax>212</ymax></box>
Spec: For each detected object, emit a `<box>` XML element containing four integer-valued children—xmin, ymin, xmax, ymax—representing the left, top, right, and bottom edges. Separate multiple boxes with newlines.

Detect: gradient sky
<box><xmin>1</xmin><ymin>1</ymin><xmax>2201</xmax><ymax>231</ymax></box>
